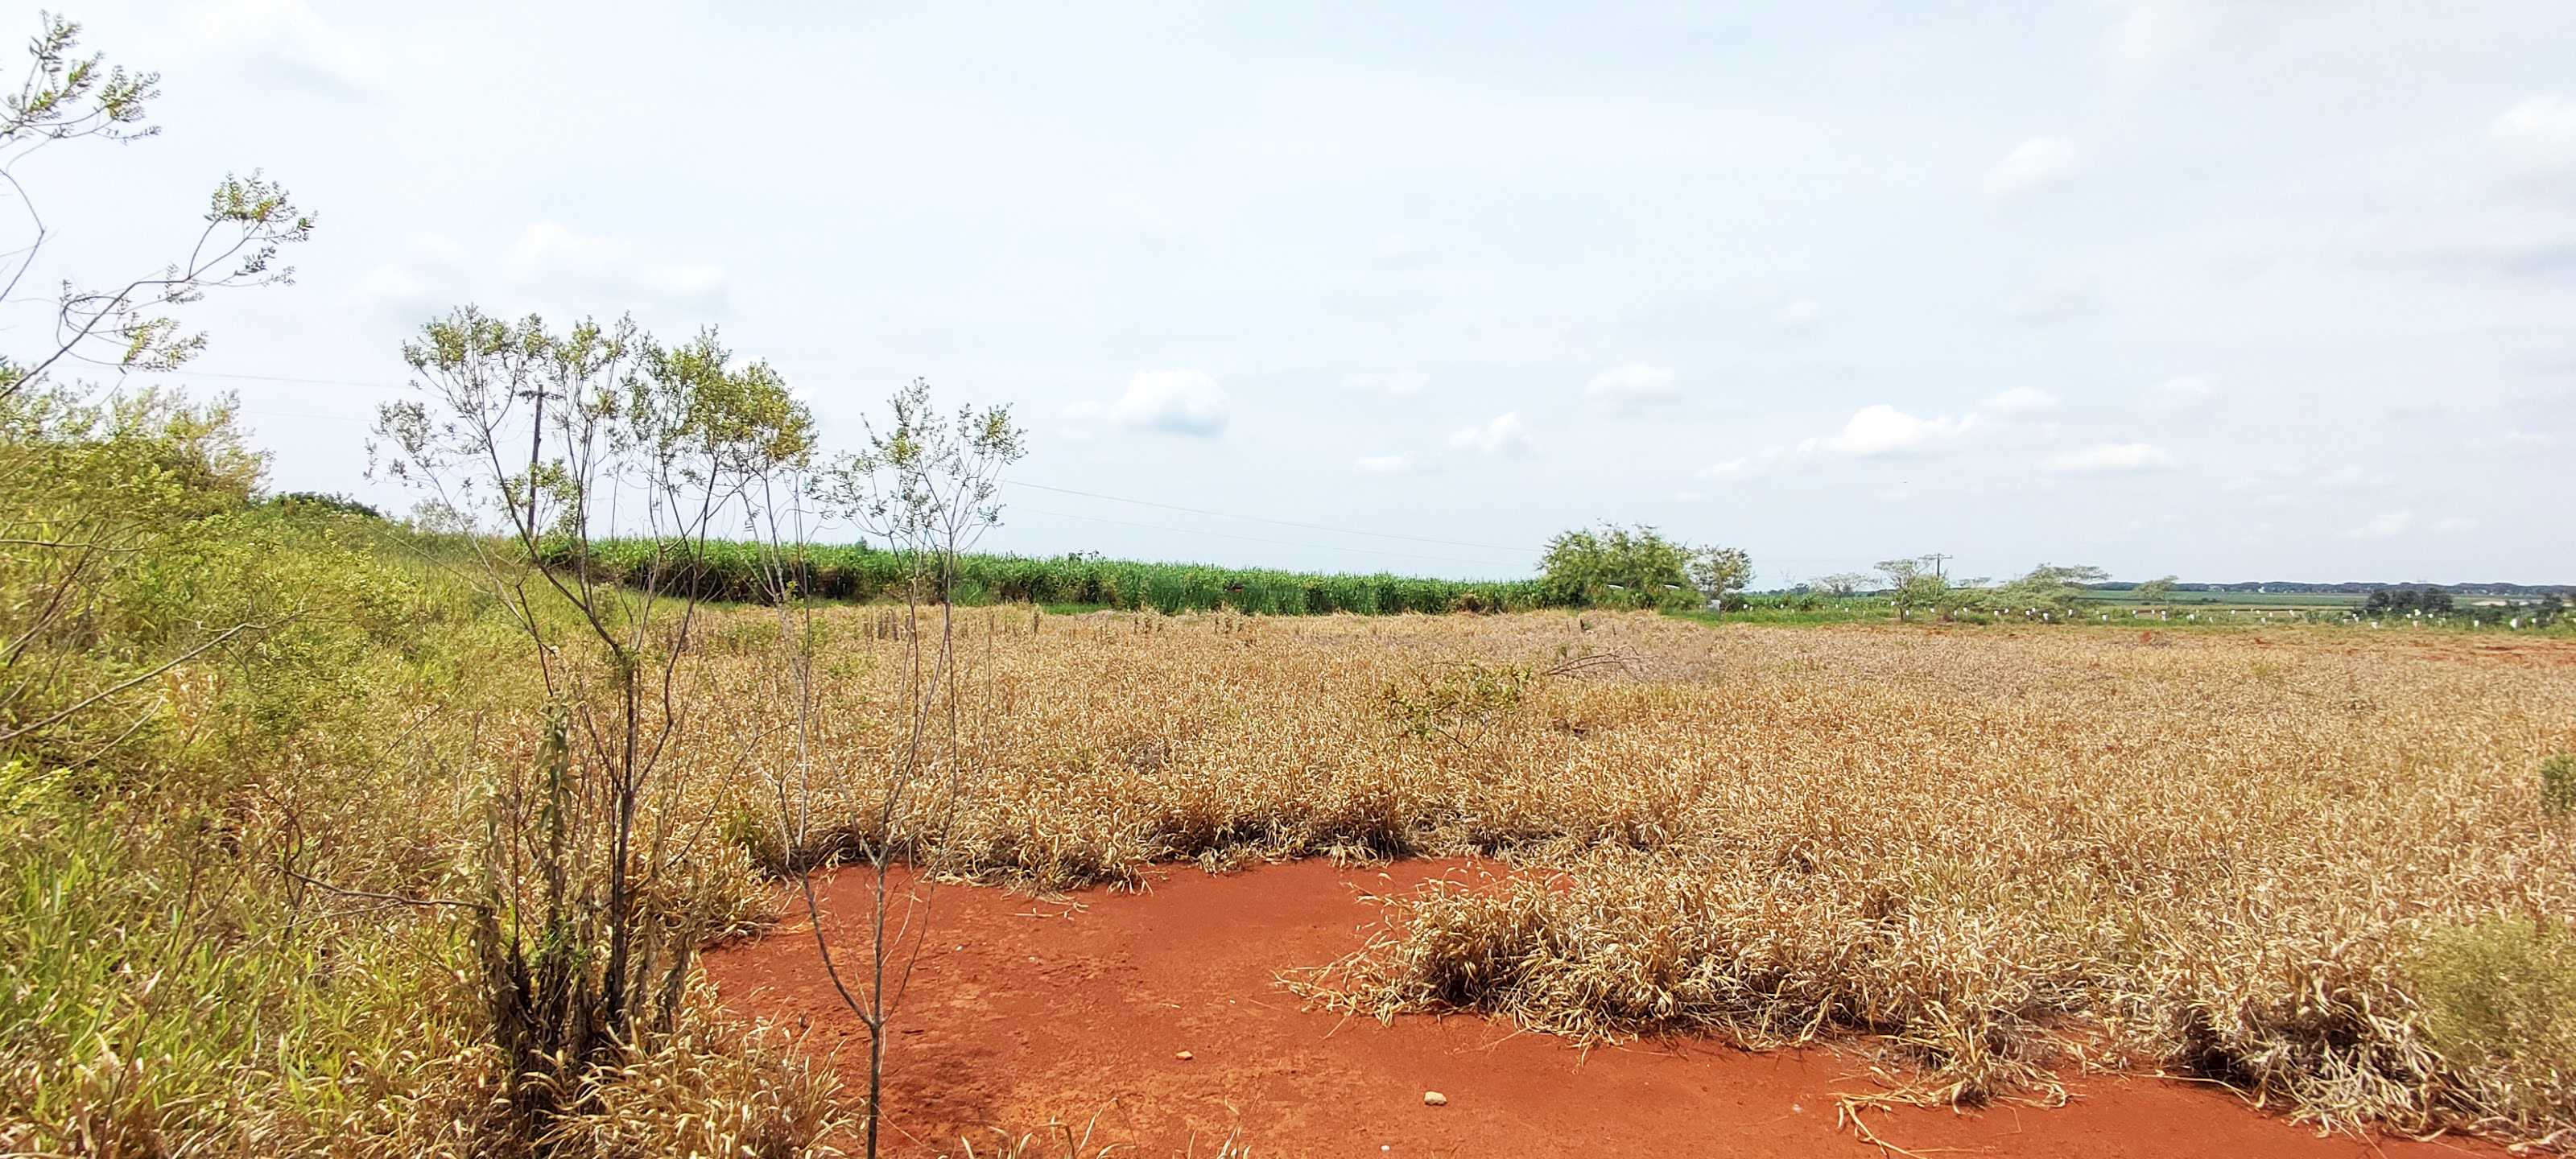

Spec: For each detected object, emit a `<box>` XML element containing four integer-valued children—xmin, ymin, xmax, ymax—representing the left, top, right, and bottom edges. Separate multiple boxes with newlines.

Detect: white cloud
<box><xmin>1698</xmin><ymin>452</ymin><xmax>1781</xmax><ymax>481</ymax></box>
<box><xmin>2002</xmin><ymin>278</ymin><xmax>2103</xmax><ymax>324</ymax></box>
<box><xmin>1344</xmin><ymin>371</ymin><xmax>1429</xmax><ymax>395</ymax></box>
<box><xmin>1096</xmin><ymin>185</ymin><xmax>1199</xmax><ymax>239</ymax></box>
<box><xmin>1983</xmin><ymin>138</ymin><xmax>2079</xmax><ymax>197</ymax></box>
<box><xmin>2492</xmin><ymin>96</ymin><xmax>2576</xmax><ymax>177</ymax></box>
<box><xmin>1584</xmin><ymin>364</ymin><xmax>1680</xmax><ymax>405</ymax></box>
<box><xmin>1354</xmin><ymin>455</ymin><xmax>1410</xmax><ymax>473</ymax></box>
<box><xmin>167</xmin><ymin>0</ymin><xmax>382</xmax><ymax>89</ymax></box>
<box><xmin>2432</xmin><ymin>516</ymin><xmax>2479</xmax><ymax>533</ymax></box>
<box><xmin>2346</xmin><ymin>509</ymin><xmax>2415</xmax><ymax>538</ymax></box>
<box><xmin>1984</xmin><ymin>387</ymin><xmax>2058</xmax><ymax>415</ymax></box>
<box><xmin>1809</xmin><ymin>404</ymin><xmax>1967</xmax><ymax>456</ymax></box>
<box><xmin>1108</xmin><ymin>369</ymin><xmax>1230</xmax><ymax>435</ymax></box>
<box><xmin>503</xmin><ymin>221</ymin><xmax>728</xmax><ymax>308</ymax></box>
<box><xmin>2146</xmin><ymin>374</ymin><xmax>2217</xmax><ymax>409</ymax></box>
<box><xmin>2041</xmin><ymin>442</ymin><xmax>2175</xmax><ymax>473</ymax></box>
<box><xmin>1451</xmin><ymin>412</ymin><xmax>1533</xmax><ymax>455</ymax></box>
<box><xmin>353</xmin><ymin>233</ymin><xmax>472</xmax><ymax>311</ymax></box>
<box><xmin>1769</xmin><ymin>299</ymin><xmax>1827</xmax><ymax>328</ymax></box>
<box><xmin>2112</xmin><ymin>0</ymin><xmax>2207</xmax><ymax>78</ymax></box>
<box><xmin>358</xmin><ymin>223</ymin><xmax>730</xmax><ymax>315</ymax></box>
<box><xmin>1701</xmin><ymin>402</ymin><xmax>1983</xmax><ymax>480</ymax></box>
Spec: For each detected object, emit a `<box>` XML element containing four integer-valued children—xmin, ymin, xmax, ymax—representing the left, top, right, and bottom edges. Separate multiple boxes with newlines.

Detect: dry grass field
<box><xmin>667</xmin><ymin>608</ymin><xmax>2576</xmax><ymax>1149</ymax></box>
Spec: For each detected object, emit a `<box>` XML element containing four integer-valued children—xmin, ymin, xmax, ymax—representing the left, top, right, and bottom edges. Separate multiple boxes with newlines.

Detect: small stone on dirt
<box><xmin>1174</xmin><ymin>1050</ymin><xmax>1193</xmax><ymax>1061</ymax></box>
<box><xmin>1422</xmin><ymin>1091</ymin><xmax>1447</xmax><ymax>1107</ymax></box>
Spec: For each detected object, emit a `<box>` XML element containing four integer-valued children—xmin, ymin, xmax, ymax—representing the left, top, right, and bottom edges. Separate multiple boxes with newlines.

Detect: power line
<box><xmin>1010</xmin><ymin>480</ymin><xmax>1534</xmax><ymax>553</ymax></box>
<box><xmin>117</xmin><ymin>368</ymin><xmax>411</xmax><ymax>391</ymax></box>
<box><xmin>1013</xmin><ymin>506</ymin><xmax>1525</xmax><ymax>571</ymax></box>
<box><xmin>242</xmin><ymin>409</ymin><xmax>369</xmax><ymax>424</ymax></box>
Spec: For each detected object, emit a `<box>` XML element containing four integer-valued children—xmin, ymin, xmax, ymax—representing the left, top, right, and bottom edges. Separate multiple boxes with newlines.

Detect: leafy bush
<box><xmin>1974</xmin><ymin>563</ymin><xmax>2109</xmax><ymax>622</ymax></box>
<box><xmin>2414</xmin><ymin>917</ymin><xmax>2576</xmax><ymax>1132</ymax></box>
<box><xmin>569</xmin><ymin>538</ymin><xmax>1556</xmax><ymax>616</ymax></box>
<box><xmin>1539</xmin><ymin>523</ymin><xmax>1748</xmax><ymax>611</ymax></box>
<box><xmin>1383</xmin><ymin>658</ymin><xmax>1533</xmax><ymax>748</ymax></box>
<box><xmin>2542</xmin><ymin>753</ymin><xmax>2576</xmax><ymax>817</ymax></box>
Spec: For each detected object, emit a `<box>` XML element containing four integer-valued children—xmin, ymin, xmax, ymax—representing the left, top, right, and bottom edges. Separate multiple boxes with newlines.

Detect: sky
<box><xmin>24</xmin><ymin>1</ymin><xmax>2576</xmax><ymax>585</ymax></box>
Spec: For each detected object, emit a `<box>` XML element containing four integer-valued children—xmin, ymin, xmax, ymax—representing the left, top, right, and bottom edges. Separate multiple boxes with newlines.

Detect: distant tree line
<box><xmin>2363</xmin><ymin>585</ymin><xmax>2563</xmax><ymax>627</ymax></box>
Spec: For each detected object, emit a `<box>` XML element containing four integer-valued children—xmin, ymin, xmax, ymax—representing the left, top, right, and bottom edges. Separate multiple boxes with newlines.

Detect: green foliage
<box><xmin>1667</xmin><ymin>593</ymin><xmax>1889</xmax><ymax>626</ymax></box>
<box><xmin>0</xmin><ymin>783</ymin><xmax>478</xmax><ymax>1154</ymax></box>
<box><xmin>2414</xmin><ymin>917</ymin><xmax>2576</xmax><ymax>1130</ymax></box>
<box><xmin>1810</xmin><ymin>572</ymin><xmax>1873</xmax><ymax>598</ymax></box>
<box><xmin>2542</xmin><ymin>753</ymin><xmax>2576</xmax><ymax>818</ymax></box>
<box><xmin>0</xmin><ymin>18</ymin><xmax>824</xmax><ymax>1156</ymax></box>
<box><xmin>1384</xmin><ymin>658</ymin><xmax>1534</xmax><ymax>749</ymax></box>
<box><xmin>268</xmin><ymin>489</ymin><xmax>386</xmax><ymax>520</ymax></box>
<box><xmin>1541</xmin><ymin>523</ymin><xmax>1749</xmax><ymax>611</ymax></box>
<box><xmin>1975</xmin><ymin>563</ymin><xmax>2110</xmax><ymax>622</ymax></box>
<box><xmin>2134</xmin><ymin>575</ymin><xmax>2178</xmax><ymax>604</ymax></box>
<box><xmin>817</xmin><ymin>377</ymin><xmax>1020</xmax><ymax>591</ymax></box>
<box><xmin>0</xmin><ymin>405</ymin><xmax>501</xmax><ymax>1153</ymax></box>
<box><xmin>0</xmin><ymin>387</ymin><xmax>270</xmax><ymax>761</ymax></box>
<box><xmin>380</xmin><ymin>305</ymin><xmax>820</xmax><ymax>1144</ymax></box>
<box><xmin>571</xmin><ymin>538</ymin><xmax>1554</xmax><ymax>616</ymax></box>
<box><xmin>1690</xmin><ymin>545</ymin><xmax>1752</xmax><ymax>608</ymax></box>
<box><xmin>1876</xmin><ymin>558</ymin><xmax>1946</xmax><ymax>623</ymax></box>
<box><xmin>1873</xmin><ymin>559</ymin><xmax>2107</xmax><ymax>625</ymax></box>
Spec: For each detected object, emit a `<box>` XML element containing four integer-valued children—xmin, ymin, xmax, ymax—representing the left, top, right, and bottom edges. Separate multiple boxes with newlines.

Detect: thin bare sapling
<box><xmin>759</xmin><ymin>378</ymin><xmax>1023</xmax><ymax>1159</ymax></box>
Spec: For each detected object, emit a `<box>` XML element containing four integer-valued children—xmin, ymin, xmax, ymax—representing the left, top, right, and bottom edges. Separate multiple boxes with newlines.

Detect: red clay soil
<box><xmin>704</xmin><ymin>860</ymin><xmax>2506</xmax><ymax>1159</ymax></box>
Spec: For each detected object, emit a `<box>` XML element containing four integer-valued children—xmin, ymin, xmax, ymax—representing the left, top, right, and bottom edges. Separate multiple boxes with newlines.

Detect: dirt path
<box><xmin>705</xmin><ymin>860</ymin><xmax>2501</xmax><ymax>1159</ymax></box>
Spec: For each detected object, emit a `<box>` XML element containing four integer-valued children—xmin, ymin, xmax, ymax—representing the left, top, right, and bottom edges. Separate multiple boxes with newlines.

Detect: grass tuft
<box><xmin>2541</xmin><ymin>753</ymin><xmax>2576</xmax><ymax>817</ymax></box>
<box><xmin>2414</xmin><ymin>917</ymin><xmax>2576</xmax><ymax>1136</ymax></box>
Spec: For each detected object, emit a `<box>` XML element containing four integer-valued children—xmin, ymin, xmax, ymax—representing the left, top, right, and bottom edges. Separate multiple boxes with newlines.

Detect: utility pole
<box><xmin>1923</xmin><ymin>553</ymin><xmax>1952</xmax><ymax>581</ymax></box>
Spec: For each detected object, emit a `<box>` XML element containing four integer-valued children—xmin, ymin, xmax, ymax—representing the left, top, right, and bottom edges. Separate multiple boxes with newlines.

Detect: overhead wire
<box><xmin>117</xmin><ymin>367</ymin><xmax>411</xmax><ymax>391</ymax></box>
<box><xmin>1012</xmin><ymin>506</ymin><xmax>1525</xmax><ymax>570</ymax></box>
<box><xmin>1008</xmin><ymin>480</ymin><xmax>1534</xmax><ymax>552</ymax></box>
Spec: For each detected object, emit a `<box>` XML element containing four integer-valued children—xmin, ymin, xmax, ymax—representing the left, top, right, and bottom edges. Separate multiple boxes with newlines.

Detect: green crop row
<box><xmin>567</xmin><ymin>538</ymin><xmax>1559</xmax><ymax>616</ymax></box>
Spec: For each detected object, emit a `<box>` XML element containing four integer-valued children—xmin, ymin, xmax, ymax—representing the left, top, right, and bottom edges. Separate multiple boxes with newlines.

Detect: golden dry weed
<box><xmin>661</xmin><ymin>607</ymin><xmax>2575</xmax><ymax>1148</ymax></box>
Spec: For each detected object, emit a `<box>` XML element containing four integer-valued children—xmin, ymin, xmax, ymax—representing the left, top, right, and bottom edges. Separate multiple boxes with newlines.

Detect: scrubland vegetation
<box><xmin>572</xmin><ymin>538</ymin><xmax>1550</xmax><ymax>616</ymax></box>
<box><xmin>9</xmin><ymin>13</ymin><xmax>2576</xmax><ymax>1159</ymax></box>
<box><xmin>35</xmin><ymin>489</ymin><xmax>2576</xmax><ymax>1153</ymax></box>
<box><xmin>10</xmin><ymin>389</ymin><xmax>2576</xmax><ymax>1155</ymax></box>
<box><xmin>710</xmin><ymin>608</ymin><xmax>2575</xmax><ymax>1146</ymax></box>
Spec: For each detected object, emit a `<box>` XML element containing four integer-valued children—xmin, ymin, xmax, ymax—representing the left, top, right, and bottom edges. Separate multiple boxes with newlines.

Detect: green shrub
<box><xmin>2413</xmin><ymin>917</ymin><xmax>2576</xmax><ymax>1129</ymax></box>
<box><xmin>2542</xmin><ymin>753</ymin><xmax>2576</xmax><ymax>817</ymax></box>
<box><xmin>568</xmin><ymin>538</ymin><xmax>1562</xmax><ymax>616</ymax></box>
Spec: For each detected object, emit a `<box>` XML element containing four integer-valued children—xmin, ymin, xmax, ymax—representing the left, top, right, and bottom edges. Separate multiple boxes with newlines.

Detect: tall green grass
<box><xmin>573</xmin><ymin>538</ymin><xmax>1557</xmax><ymax>616</ymax></box>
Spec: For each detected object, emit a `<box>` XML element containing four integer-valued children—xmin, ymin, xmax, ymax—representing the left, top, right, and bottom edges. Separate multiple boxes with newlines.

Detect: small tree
<box><xmin>1986</xmin><ymin>563</ymin><xmax>2109</xmax><ymax>621</ymax></box>
<box><xmin>0</xmin><ymin>14</ymin><xmax>313</xmax><ymax>753</ymax></box>
<box><xmin>0</xmin><ymin>15</ymin><xmax>313</xmax><ymax>399</ymax></box>
<box><xmin>1877</xmin><ymin>557</ymin><xmax>1946</xmax><ymax>624</ymax></box>
<box><xmin>1689</xmin><ymin>545</ymin><xmax>1753</xmax><ymax>609</ymax></box>
<box><xmin>774</xmin><ymin>379</ymin><xmax>1025</xmax><ymax>1159</ymax></box>
<box><xmin>1812</xmin><ymin>572</ymin><xmax>1874</xmax><ymax>598</ymax></box>
<box><xmin>372</xmin><ymin>308</ymin><xmax>813</xmax><ymax>1144</ymax></box>
<box><xmin>1541</xmin><ymin>522</ymin><xmax>1750</xmax><ymax>611</ymax></box>
<box><xmin>2135</xmin><ymin>575</ymin><xmax>2178</xmax><ymax>606</ymax></box>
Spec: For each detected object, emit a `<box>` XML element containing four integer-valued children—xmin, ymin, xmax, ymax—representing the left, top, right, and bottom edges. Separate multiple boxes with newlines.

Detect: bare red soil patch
<box><xmin>707</xmin><ymin>860</ymin><xmax>2504</xmax><ymax>1159</ymax></box>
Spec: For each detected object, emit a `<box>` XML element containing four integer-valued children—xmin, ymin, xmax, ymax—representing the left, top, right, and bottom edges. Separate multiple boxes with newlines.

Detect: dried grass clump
<box><xmin>1300</xmin><ymin>849</ymin><xmax>2087</xmax><ymax>1106</ymax></box>
<box><xmin>673</xmin><ymin>608</ymin><xmax>2576</xmax><ymax>1146</ymax></box>
<box><xmin>536</xmin><ymin>992</ymin><xmax>845</xmax><ymax>1159</ymax></box>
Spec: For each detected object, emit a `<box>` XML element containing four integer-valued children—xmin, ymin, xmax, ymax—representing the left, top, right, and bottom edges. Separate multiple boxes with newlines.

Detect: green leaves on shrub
<box><xmin>2413</xmin><ymin>917</ymin><xmax>2576</xmax><ymax>1130</ymax></box>
<box><xmin>2542</xmin><ymin>753</ymin><xmax>2576</xmax><ymax>817</ymax></box>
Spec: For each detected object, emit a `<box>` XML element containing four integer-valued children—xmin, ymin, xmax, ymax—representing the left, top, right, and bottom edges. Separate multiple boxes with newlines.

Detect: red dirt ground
<box><xmin>705</xmin><ymin>860</ymin><xmax>2506</xmax><ymax>1159</ymax></box>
